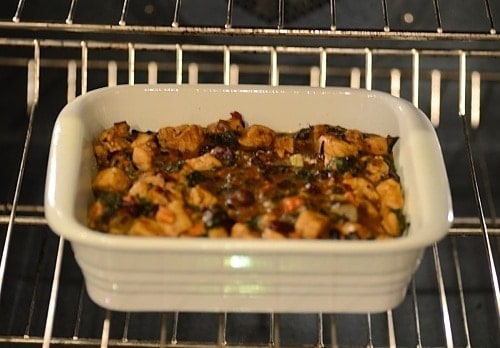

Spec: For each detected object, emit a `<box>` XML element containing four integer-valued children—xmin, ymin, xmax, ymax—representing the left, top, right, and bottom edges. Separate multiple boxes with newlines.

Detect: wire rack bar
<box><xmin>81</xmin><ymin>41</ymin><xmax>88</xmax><ymax>94</ymax></box>
<box><xmin>0</xmin><ymin>41</ymin><xmax>39</xmax><ymax>300</ymax></box>
<box><xmin>411</xmin><ymin>49</ymin><xmax>419</xmax><ymax>108</ymax></box>
<box><xmin>11</xmin><ymin>0</ymin><xmax>25</xmax><ymax>23</ymax></box>
<box><xmin>477</xmin><ymin>138</ymin><xmax>498</xmax><ymax>222</ymax></box>
<box><xmin>42</xmin><ymin>236</ymin><xmax>64</xmax><ymax>348</ymax></box>
<box><xmin>2</xmin><ymin>212</ymin><xmax>498</xmax><ymax>235</ymax></box>
<box><xmin>317</xmin><ymin>313</ymin><xmax>324</xmax><ymax>347</ymax></box>
<box><xmin>2</xmin><ymin>20</ymin><xmax>500</xmax><ymax>43</ymax></box>
<box><xmin>3</xmin><ymin>37</ymin><xmax>500</xmax><ymax>61</ymax></box>
<box><xmin>224</xmin><ymin>0</ymin><xmax>233</xmax><ymax>29</ymax></box>
<box><xmin>483</xmin><ymin>0</ymin><xmax>496</xmax><ymax>34</ymax></box>
<box><xmin>433</xmin><ymin>244</ymin><xmax>453</xmax><ymax>348</ymax></box>
<box><xmin>277</xmin><ymin>0</ymin><xmax>285</xmax><ymax>30</ymax></box>
<box><xmin>65</xmin><ymin>0</ymin><xmax>78</xmax><ymax>25</ymax></box>
<box><xmin>1</xmin><ymin>38</ymin><xmax>500</xmax><ymax>69</ymax></box>
<box><xmin>72</xmin><ymin>284</ymin><xmax>85</xmax><ymax>340</ymax></box>
<box><xmin>217</xmin><ymin>313</ymin><xmax>227</xmax><ymax>347</ymax></box>
<box><xmin>119</xmin><ymin>0</ymin><xmax>130</xmax><ymax>27</ymax></box>
<box><xmin>3</xmin><ymin>0</ymin><xmax>500</xmax><ymax>39</ymax></box>
<box><xmin>366</xmin><ymin>314</ymin><xmax>373</xmax><ymax>347</ymax></box>
<box><xmin>364</xmin><ymin>48</ymin><xmax>372</xmax><ymax>91</ymax></box>
<box><xmin>169</xmin><ymin>312</ymin><xmax>178</xmax><ymax>345</ymax></box>
<box><xmin>270</xmin><ymin>313</ymin><xmax>279</xmax><ymax>347</ymax></box>
<box><xmin>380</xmin><ymin>0</ymin><xmax>389</xmax><ymax>32</ymax></box>
<box><xmin>458</xmin><ymin>51</ymin><xmax>500</xmax><ymax>330</ymax></box>
<box><xmin>432</xmin><ymin>0</ymin><xmax>443</xmax><ymax>33</ymax></box>
<box><xmin>451</xmin><ymin>238</ymin><xmax>472</xmax><ymax>348</ymax></box>
<box><xmin>386</xmin><ymin>310</ymin><xmax>395</xmax><ymax>348</ymax></box>
<box><xmin>171</xmin><ymin>0</ymin><xmax>181</xmax><ymax>28</ymax></box>
<box><xmin>160</xmin><ymin>312</ymin><xmax>169</xmax><ymax>345</ymax></box>
<box><xmin>24</xmin><ymin>240</ymin><xmax>41</xmax><ymax>339</ymax></box>
<box><xmin>461</xmin><ymin>115</ymin><xmax>500</xmax><ymax>327</ymax></box>
<box><xmin>128</xmin><ymin>42</ymin><xmax>135</xmax><ymax>85</ymax></box>
<box><xmin>101</xmin><ymin>310</ymin><xmax>112</xmax><ymax>347</ymax></box>
<box><xmin>389</xmin><ymin>69</ymin><xmax>400</xmax><ymax>98</ymax></box>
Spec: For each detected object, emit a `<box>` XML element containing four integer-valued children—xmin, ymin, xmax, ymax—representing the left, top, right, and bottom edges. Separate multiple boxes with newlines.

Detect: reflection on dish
<box><xmin>224</xmin><ymin>283</ymin><xmax>262</xmax><ymax>295</ymax></box>
<box><xmin>225</xmin><ymin>255</ymin><xmax>253</xmax><ymax>269</ymax></box>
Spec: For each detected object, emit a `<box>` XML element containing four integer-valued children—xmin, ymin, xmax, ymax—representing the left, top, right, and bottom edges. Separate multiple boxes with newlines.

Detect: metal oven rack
<box><xmin>0</xmin><ymin>0</ymin><xmax>499</xmax><ymax>347</ymax></box>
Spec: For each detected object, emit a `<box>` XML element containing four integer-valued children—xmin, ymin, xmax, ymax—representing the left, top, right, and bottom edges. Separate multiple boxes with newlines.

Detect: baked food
<box><xmin>87</xmin><ymin>112</ymin><xmax>407</xmax><ymax>239</ymax></box>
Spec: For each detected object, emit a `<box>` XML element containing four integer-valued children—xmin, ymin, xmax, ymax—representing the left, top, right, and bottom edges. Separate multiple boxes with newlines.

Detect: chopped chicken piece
<box><xmin>337</xmin><ymin>221</ymin><xmax>373</xmax><ymax>239</ymax></box>
<box><xmin>364</xmin><ymin>156</ymin><xmax>389</xmax><ymax>183</ymax></box>
<box><xmin>381</xmin><ymin>210</ymin><xmax>401</xmax><ymax>236</ymax></box>
<box><xmin>376</xmin><ymin>178</ymin><xmax>404</xmax><ymax>210</ymax></box>
<box><xmin>363</xmin><ymin>135</ymin><xmax>389</xmax><ymax>155</ymax></box>
<box><xmin>295</xmin><ymin>210</ymin><xmax>330</xmax><ymax>239</ymax></box>
<box><xmin>157</xmin><ymin>124</ymin><xmax>205</xmax><ymax>154</ymax></box>
<box><xmin>227</xmin><ymin>111</ymin><xmax>246</xmax><ymax>130</ymax></box>
<box><xmin>207</xmin><ymin>112</ymin><xmax>246</xmax><ymax>133</ymax></box>
<box><xmin>344</xmin><ymin>129</ymin><xmax>364</xmax><ymax>148</ymax></box>
<box><xmin>188</xmin><ymin>185</ymin><xmax>218</xmax><ymax>208</ymax></box>
<box><xmin>238</xmin><ymin>125</ymin><xmax>275</xmax><ymax>148</ymax></box>
<box><xmin>208</xmin><ymin>227</ymin><xmax>229</xmax><ymax>238</ymax></box>
<box><xmin>128</xmin><ymin>217</ymin><xmax>164</xmax><ymax>236</ymax></box>
<box><xmin>274</xmin><ymin>135</ymin><xmax>294</xmax><ymax>158</ymax></box>
<box><xmin>131</xmin><ymin>132</ymin><xmax>158</xmax><ymax>171</ymax></box>
<box><xmin>343</xmin><ymin>176</ymin><xmax>379</xmax><ymax>202</ymax></box>
<box><xmin>262</xmin><ymin>228</ymin><xmax>287</xmax><ymax>239</ymax></box>
<box><xmin>108</xmin><ymin>211</ymin><xmax>134</xmax><ymax>235</ymax></box>
<box><xmin>98</xmin><ymin>121</ymin><xmax>131</xmax><ymax>153</ymax></box>
<box><xmin>128</xmin><ymin>172</ymin><xmax>170</xmax><ymax>206</ymax></box>
<box><xmin>87</xmin><ymin>200</ymin><xmax>106</xmax><ymax>229</ymax></box>
<box><xmin>92</xmin><ymin>167</ymin><xmax>131</xmax><ymax>193</ymax></box>
<box><xmin>231</xmin><ymin>222</ymin><xmax>259</xmax><ymax>239</ymax></box>
<box><xmin>318</xmin><ymin>134</ymin><xmax>359</xmax><ymax>164</ymax></box>
<box><xmin>156</xmin><ymin>200</ymin><xmax>193</xmax><ymax>237</ymax></box>
<box><xmin>184</xmin><ymin>153</ymin><xmax>222</xmax><ymax>171</ymax></box>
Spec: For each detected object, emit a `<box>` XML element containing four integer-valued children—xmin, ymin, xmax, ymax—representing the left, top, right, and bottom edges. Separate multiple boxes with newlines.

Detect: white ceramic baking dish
<box><xmin>45</xmin><ymin>84</ymin><xmax>453</xmax><ymax>313</ymax></box>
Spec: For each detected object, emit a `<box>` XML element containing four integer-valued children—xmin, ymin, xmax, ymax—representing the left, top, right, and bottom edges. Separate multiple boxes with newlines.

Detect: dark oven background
<box><xmin>0</xmin><ymin>0</ymin><xmax>499</xmax><ymax>347</ymax></box>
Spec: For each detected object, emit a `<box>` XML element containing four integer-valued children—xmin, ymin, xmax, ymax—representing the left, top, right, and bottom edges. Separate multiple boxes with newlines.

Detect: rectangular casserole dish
<box><xmin>44</xmin><ymin>84</ymin><xmax>453</xmax><ymax>313</ymax></box>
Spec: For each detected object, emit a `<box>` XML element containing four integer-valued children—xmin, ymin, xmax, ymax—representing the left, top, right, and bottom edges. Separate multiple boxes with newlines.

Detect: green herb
<box><xmin>97</xmin><ymin>192</ymin><xmax>122</xmax><ymax>214</ymax></box>
<box><xmin>135</xmin><ymin>197</ymin><xmax>158</xmax><ymax>217</ymax></box>
<box><xmin>247</xmin><ymin>215</ymin><xmax>262</xmax><ymax>231</ymax></box>
<box><xmin>327</xmin><ymin>156</ymin><xmax>356</xmax><ymax>174</ymax></box>
<box><xmin>387</xmin><ymin>136</ymin><xmax>399</xmax><ymax>152</ymax></box>
<box><xmin>206</xmin><ymin>131</ymin><xmax>239</xmax><ymax>149</ymax></box>
<box><xmin>393</xmin><ymin>209</ymin><xmax>409</xmax><ymax>234</ymax></box>
<box><xmin>202</xmin><ymin>206</ymin><xmax>233</xmax><ymax>229</ymax></box>
<box><xmin>161</xmin><ymin>160</ymin><xmax>184</xmax><ymax>173</ymax></box>
<box><xmin>325</xmin><ymin>125</ymin><xmax>347</xmax><ymax>137</ymax></box>
<box><xmin>383</xmin><ymin>155</ymin><xmax>399</xmax><ymax>179</ymax></box>
<box><xmin>296</xmin><ymin>168</ymin><xmax>314</xmax><ymax>181</ymax></box>
<box><xmin>186</xmin><ymin>171</ymin><xmax>206</xmax><ymax>187</ymax></box>
<box><xmin>294</xmin><ymin>126</ymin><xmax>312</xmax><ymax>140</ymax></box>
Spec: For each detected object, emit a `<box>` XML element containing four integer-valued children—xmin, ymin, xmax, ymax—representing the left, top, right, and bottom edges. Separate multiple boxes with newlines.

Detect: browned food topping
<box><xmin>157</xmin><ymin>124</ymin><xmax>205</xmax><ymax>154</ymax></box>
<box><xmin>88</xmin><ymin>113</ymin><xmax>408</xmax><ymax>239</ymax></box>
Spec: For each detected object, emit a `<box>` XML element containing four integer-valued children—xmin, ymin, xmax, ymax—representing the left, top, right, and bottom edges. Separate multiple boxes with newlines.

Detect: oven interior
<box><xmin>0</xmin><ymin>0</ymin><xmax>499</xmax><ymax>347</ymax></box>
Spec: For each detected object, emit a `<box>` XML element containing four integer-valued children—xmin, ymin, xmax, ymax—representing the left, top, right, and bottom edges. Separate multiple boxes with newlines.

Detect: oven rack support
<box><xmin>0</xmin><ymin>0</ymin><xmax>499</xmax><ymax>43</ymax></box>
<box><xmin>1</xmin><ymin>1</ymin><xmax>500</xmax><ymax>347</ymax></box>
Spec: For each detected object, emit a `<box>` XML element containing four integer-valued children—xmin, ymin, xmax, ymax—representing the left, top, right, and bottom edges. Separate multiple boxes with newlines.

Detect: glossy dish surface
<box><xmin>44</xmin><ymin>84</ymin><xmax>453</xmax><ymax>313</ymax></box>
